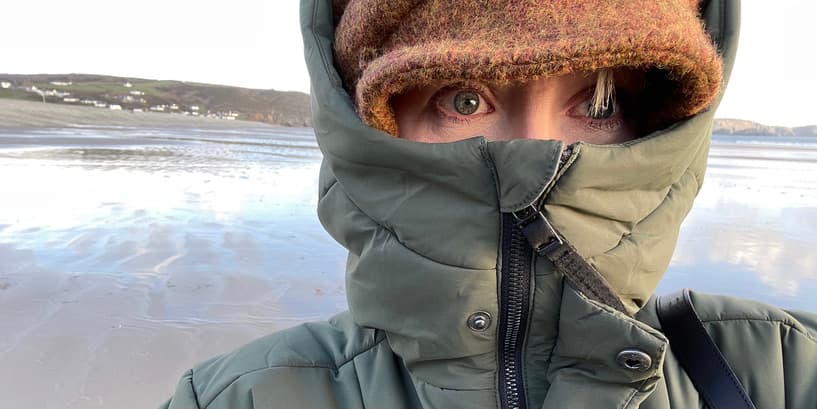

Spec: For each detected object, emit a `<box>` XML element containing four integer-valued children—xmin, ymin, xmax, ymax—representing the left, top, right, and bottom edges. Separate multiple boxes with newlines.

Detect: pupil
<box><xmin>454</xmin><ymin>91</ymin><xmax>480</xmax><ymax>115</ymax></box>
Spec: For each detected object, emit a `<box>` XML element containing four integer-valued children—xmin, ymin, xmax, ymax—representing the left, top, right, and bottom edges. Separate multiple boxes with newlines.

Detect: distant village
<box><xmin>0</xmin><ymin>79</ymin><xmax>241</xmax><ymax>121</ymax></box>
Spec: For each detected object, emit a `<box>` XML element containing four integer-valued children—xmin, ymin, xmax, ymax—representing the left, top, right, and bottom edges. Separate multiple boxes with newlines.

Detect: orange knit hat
<box><xmin>332</xmin><ymin>0</ymin><xmax>723</xmax><ymax>136</ymax></box>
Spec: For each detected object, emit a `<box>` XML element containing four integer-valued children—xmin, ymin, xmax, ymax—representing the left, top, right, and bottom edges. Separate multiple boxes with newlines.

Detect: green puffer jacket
<box><xmin>162</xmin><ymin>0</ymin><xmax>817</xmax><ymax>408</ymax></box>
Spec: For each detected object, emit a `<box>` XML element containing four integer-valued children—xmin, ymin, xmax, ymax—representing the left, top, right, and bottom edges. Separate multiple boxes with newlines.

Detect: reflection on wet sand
<box><xmin>660</xmin><ymin>135</ymin><xmax>817</xmax><ymax>311</ymax></box>
<box><xmin>0</xmin><ymin>126</ymin><xmax>345</xmax><ymax>409</ymax></box>
<box><xmin>0</xmin><ymin>129</ymin><xmax>815</xmax><ymax>408</ymax></box>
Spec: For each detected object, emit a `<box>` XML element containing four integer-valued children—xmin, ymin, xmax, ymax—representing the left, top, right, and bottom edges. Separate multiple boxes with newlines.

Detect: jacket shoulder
<box><xmin>687</xmin><ymin>290</ymin><xmax>817</xmax><ymax>341</ymax></box>
<box><xmin>162</xmin><ymin>311</ymin><xmax>388</xmax><ymax>409</ymax></box>
<box><xmin>647</xmin><ymin>290</ymin><xmax>817</xmax><ymax>409</ymax></box>
<box><xmin>691</xmin><ymin>291</ymin><xmax>817</xmax><ymax>409</ymax></box>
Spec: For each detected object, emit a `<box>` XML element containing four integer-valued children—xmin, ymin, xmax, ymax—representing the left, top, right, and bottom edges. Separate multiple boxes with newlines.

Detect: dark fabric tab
<box><xmin>547</xmin><ymin>242</ymin><xmax>628</xmax><ymax>315</ymax></box>
<box><xmin>515</xmin><ymin>208</ymin><xmax>628</xmax><ymax>315</ymax></box>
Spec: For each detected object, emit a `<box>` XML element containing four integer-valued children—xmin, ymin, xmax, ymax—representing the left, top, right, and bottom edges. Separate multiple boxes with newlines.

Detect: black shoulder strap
<box><xmin>656</xmin><ymin>289</ymin><xmax>757</xmax><ymax>409</ymax></box>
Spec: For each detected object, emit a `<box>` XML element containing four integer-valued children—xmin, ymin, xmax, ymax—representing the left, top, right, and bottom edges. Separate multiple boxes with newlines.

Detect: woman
<box><xmin>162</xmin><ymin>1</ymin><xmax>817</xmax><ymax>408</ymax></box>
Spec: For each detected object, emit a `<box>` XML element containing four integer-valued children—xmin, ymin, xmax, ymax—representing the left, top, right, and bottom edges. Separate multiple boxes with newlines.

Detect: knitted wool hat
<box><xmin>332</xmin><ymin>0</ymin><xmax>723</xmax><ymax>136</ymax></box>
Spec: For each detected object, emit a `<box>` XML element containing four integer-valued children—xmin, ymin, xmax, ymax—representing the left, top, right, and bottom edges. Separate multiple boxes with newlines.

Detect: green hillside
<box><xmin>0</xmin><ymin>74</ymin><xmax>312</xmax><ymax>127</ymax></box>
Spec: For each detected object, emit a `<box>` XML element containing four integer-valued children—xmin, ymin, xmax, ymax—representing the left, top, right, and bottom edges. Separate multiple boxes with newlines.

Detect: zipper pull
<box><xmin>512</xmin><ymin>205</ymin><xmax>563</xmax><ymax>256</ymax></box>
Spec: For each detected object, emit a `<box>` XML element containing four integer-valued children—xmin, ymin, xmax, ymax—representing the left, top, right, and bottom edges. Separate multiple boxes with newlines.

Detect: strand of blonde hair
<box><xmin>589</xmin><ymin>69</ymin><xmax>615</xmax><ymax>118</ymax></box>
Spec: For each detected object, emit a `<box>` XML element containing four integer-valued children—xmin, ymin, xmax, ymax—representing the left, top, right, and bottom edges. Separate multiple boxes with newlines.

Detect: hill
<box><xmin>0</xmin><ymin>99</ymin><xmax>281</xmax><ymax>129</ymax></box>
<box><xmin>0</xmin><ymin>73</ymin><xmax>311</xmax><ymax>127</ymax></box>
<box><xmin>712</xmin><ymin>118</ymin><xmax>816</xmax><ymax>137</ymax></box>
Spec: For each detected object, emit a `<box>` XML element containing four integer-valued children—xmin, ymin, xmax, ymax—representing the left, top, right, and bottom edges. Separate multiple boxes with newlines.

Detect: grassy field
<box><xmin>0</xmin><ymin>88</ymin><xmax>41</xmax><ymax>102</ymax></box>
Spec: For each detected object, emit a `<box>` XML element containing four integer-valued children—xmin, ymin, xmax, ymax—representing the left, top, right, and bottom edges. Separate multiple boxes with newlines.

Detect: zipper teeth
<box><xmin>499</xmin><ymin>144</ymin><xmax>572</xmax><ymax>409</ymax></box>
<box><xmin>499</xmin><ymin>215</ymin><xmax>531</xmax><ymax>409</ymax></box>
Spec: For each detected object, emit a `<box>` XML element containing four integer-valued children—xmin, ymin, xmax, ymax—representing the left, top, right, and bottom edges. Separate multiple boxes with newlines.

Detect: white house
<box><xmin>45</xmin><ymin>90</ymin><xmax>71</xmax><ymax>97</ymax></box>
<box><xmin>109</xmin><ymin>104</ymin><xmax>122</xmax><ymax>111</ymax></box>
<box><xmin>123</xmin><ymin>82</ymin><xmax>133</xmax><ymax>88</ymax></box>
<box><xmin>63</xmin><ymin>97</ymin><xmax>79</xmax><ymax>103</ymax></box>
<box><xmin>129</xmin><ymin>90</ymin><xmax>144</xmax><ymax>96</ymax></box>
<box><xmin>0</xmin><ymin>81</ymin><xmax>11</xmax><ymax>89</ymax></box>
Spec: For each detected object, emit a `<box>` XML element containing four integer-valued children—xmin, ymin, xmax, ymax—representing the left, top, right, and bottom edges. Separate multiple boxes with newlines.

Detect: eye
<box><xmin>568</xmin><ymin>90</ymin><xmax>623</xmax><ymax>122</ymax></box>
<box><xmin>434</xmin><ymin>87</ymin><xmax>493</xmax><ymax>120</ymax></box>
<box><xmin>454</xmin><ymin>91</ymin><xmax>480</xmax><ymax>115</ymax></box>
<box><xmin>587</xmin><ymin>94</ymin><xmax>616</xmax><ymax>119</ymax></box>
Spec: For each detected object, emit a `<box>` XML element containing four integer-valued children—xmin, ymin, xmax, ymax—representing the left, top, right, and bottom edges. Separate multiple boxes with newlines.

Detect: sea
<box><xmin>0</xmin><ymin>127</ymin><xmax>815</xmax><ymax>409</ymax></box>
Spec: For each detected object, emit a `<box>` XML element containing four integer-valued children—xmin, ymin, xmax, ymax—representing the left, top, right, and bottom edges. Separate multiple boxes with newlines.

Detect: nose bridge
<box><xmin>510</xmin><ymin>84</ymin><xmax>558</xmax><ymax>141</ymax></box>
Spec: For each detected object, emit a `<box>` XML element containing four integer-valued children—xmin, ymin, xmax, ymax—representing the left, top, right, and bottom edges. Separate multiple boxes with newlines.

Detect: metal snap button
<box><xmin>467</xmin><ymin>311</ymin><xmax>491</xmax><ymax>332</ymax></box>
<box><xmin>616</xmin><ymin>349</ymin><xmax>652</xmax><ymax>372</ymax></box>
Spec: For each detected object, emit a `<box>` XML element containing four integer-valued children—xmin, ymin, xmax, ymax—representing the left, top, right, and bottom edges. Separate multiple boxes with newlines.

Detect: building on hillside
<box><xmin>124</xmin><ymin>82</ymin><xmax>133</xmax><ymax>88</ymax></box>
<box><xmin>133</xmin><ymin>108</ymin><xmax>144</xmax><ymax>113</ymax></box>
<box><xmin>49</xmin><ymin>81</ymin><xmax>72</xmax><ymax>86</ymax></box>
<box><xmin>45</xmin><ymin>90</ymin><xmax>71</xmax><ymax>98</ymax></box>
<box><xmin>109</xmin><ymin>104</ymin><xmax>122</xmax><ymax>110</ymax></box>
<box><xmin>63</xmin><ymin>97</ymin><xmax>79</xmax><ymax>103</ymax></box>
<box><xmin>0</xmin><ymin>81</ymin><xmax>11</xmax><ymax>89</ymax></box>
<box><xmin>129</xmin><ymin>90</ymin><xmax>144</xmax><ymax>96</ymax></box>
<box><xmin>94</xmin><ymin>102</ymin><xmax>107</xmax><ymax>108</ymax></box>
<box><xmin>191</xmin><ymin>105</ymin><xmax>199</xmax><ymax>111</ymax></box>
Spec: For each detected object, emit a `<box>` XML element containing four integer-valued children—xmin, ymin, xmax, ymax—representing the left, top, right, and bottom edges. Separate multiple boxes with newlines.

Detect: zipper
<box><xmin>496</xmin><ymin>144</ymin><xmax>576</xmax><ymax>409</ymax></box>
<box><xmin>497</xmin><ymin>212</ymin><xmax>532</xmax><ymax>409</ymax></box>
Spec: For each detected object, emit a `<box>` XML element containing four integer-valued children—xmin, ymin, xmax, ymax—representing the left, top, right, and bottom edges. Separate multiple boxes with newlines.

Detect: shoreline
<box><xmin>0</xmin><ymin>99</ymin><xmax>280</xmax><ymax>129</ymax></box>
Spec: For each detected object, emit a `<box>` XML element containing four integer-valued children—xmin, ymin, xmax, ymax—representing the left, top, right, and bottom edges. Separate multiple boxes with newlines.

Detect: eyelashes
<box><xmin>431</xmin><ymin>84</ymin><xmax>631</xmax><ymax>132</ymax></box>
<box><xmin>431</xmin><ymin>84</ymin><xmax>495</xmax><ymax>124</ymax></box>
<box><xmin>567</xmin><ymin>87</ymin><xmax>630</xmax><ymax>132</ymax></box>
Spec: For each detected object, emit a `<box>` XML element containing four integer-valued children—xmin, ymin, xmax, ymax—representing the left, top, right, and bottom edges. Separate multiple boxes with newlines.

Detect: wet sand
<box><xmin>0</xmin><ymin>127</ymin><xmax>815</xmax><ymax>409</ymax></box>
<box><xmin>0</xmin><ymin>126</ymin><xmax>345</xmax><ymax>409</ymax></box>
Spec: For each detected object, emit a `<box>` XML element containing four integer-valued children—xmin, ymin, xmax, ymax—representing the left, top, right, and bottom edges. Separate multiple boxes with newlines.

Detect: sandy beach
<box><xmin>0</xmin><ymin>99</ymin><xmax>277</xmax><ymax>129</ymax></box>
<box><xmin>0</xmin><ymin>123</ymin><xmax>815</xmax><ymax>409</ymax></box>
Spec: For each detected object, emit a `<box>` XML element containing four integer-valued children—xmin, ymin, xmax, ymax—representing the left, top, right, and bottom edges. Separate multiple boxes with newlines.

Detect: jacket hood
<box><xmin>301</xmin><ymin>0</ymin><xmax>739</xmax><ymax>399</ymax></box>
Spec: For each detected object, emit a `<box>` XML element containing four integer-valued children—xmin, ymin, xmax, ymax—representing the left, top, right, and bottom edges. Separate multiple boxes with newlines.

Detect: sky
<box><xmin>2</xmin><ymin>1</ymin><xmax>815</xmax><ymax>127</ymax></box>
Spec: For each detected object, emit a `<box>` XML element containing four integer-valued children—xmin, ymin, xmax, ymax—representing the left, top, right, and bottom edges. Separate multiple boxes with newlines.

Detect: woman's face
<box><xmin>391</xmin><ymin>71</ymin><xmax>644</xmax><ymax>145</ymax></box>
